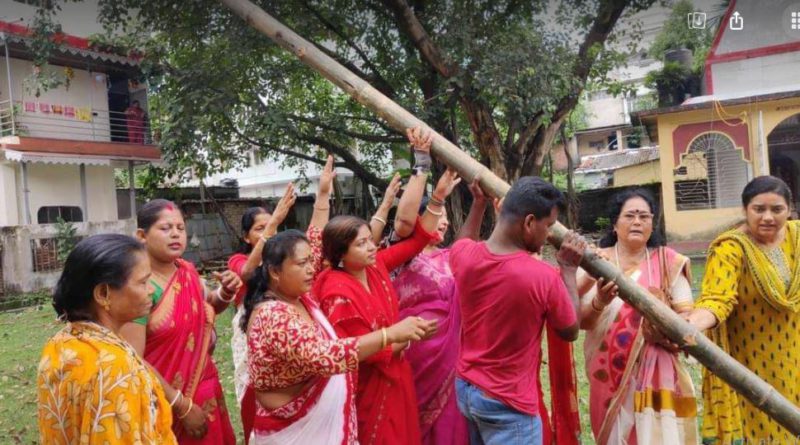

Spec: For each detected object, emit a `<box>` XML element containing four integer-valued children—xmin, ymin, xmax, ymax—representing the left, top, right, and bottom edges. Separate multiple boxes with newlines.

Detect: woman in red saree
<box><xmin>239</xmin><ymin>229</ymin><xmax>434</xmax><ymax>445</ymax></box>
<box><xmin>314</xmin><ymin>166</ymin><xmax>461</xmax><ymax>445</ymax></box>
<box><xmin>121</xmin><ymin>199</ymin><xmax>242</xmax><ymax>444</ymax></box>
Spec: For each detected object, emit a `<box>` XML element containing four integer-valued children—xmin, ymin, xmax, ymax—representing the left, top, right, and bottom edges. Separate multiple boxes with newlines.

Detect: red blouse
<box><xmin>247</xmin><ymin>295</ymin><xmax>358</xmax><ymax>391</ymax></box>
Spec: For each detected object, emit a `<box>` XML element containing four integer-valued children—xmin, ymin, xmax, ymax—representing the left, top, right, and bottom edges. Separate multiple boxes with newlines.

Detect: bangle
<box><xmin>429</xmin><ymin>196</ymin><xmax>445</xmax><ymax>206</ymax></box>
<box><xmin>169</xmin><ymin>390</ymin><xmax>183</xmax><ymax>407</ymax></box>
<box><xmin>260</xmin><ymin>234</ymin><xmax>272</xmax><ymax>243</ymax></box>
<box><xmin>425</xmin><ymin>205</ymin><xmax>443</xmax><ymax>217</ymax></box>
<box><xmin>218</xmin><ymin>288</ymin><xmax>235</xmax><ymax>304</ymax></box>
<box><xmin>314</xmin><ymin>205</ymin><xmax>330</xmax><ymax>211</ymax></box>
<box><xmin>591</xmin><ymin>297</ymin><xmax>606</xmax><ymax>313</ymax></box>
<box><xmin>371</xmin><ymin>215</ymin><xmax>387</xmax><ymax>225</ymax></box>
<box><xmin>380</xmin><ymin>328</ymin><xmax>388</xmax><ymax>349</ymax></box>
<box><xmin>178</xmin><ymin>399</ymin><xmax>194</xmax><ymax>419</ymax></box>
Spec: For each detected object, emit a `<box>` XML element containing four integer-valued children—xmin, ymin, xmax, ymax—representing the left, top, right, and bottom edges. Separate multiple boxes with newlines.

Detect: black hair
<box><xmin>137</xmin><ymin>199</ymin><xmax>181</xmax><ymax>231</ymax></box>
<box><xmin>598</xmin><ymin>188</ymin><xmax>664</xmax><ymax>248</ymax></box>
<box><xmin>500</xmin><ymin>176</ymin><xmax>565</xmax><ymax>221</ymax></box>
<box><xmin>238</xmin><ymin>207</ymin><xmax>270</xmax><ymax>254</ymax></box>
<box><xmin>741</xmin><ymin>176</ymin><xmax>793</xmax><ymax>208</ymax></box>
<box><xmin>53</xmin><ymin>234</ymin><xmax>145</xmax><ymax>322</ymax></box>
<box><xmin>240</xmin><ymin>229</ymin><xmax>309</xmax><ymax>333</ymax></box>
<box><xmin>322</xmin><ymin>215</ymin><xmax>370</xmax><ymax>270</ymax></box>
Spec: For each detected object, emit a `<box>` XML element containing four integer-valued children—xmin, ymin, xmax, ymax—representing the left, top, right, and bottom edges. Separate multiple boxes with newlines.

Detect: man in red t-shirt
<box><xmin>450</xmin><ymin>176</ymin><xmax>585</xmax><ymax>445</ymax></box>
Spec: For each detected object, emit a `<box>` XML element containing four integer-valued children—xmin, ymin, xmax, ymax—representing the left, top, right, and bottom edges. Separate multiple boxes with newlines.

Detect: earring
<box><xmin>101</xmin><ymin>299</ymin><xmax>111</xmax><ymax>311</ymax></box>
<box><xmin>338</xmin><ymin>260</ymin><xmax>344</xmax><ymax>268</ymax></box>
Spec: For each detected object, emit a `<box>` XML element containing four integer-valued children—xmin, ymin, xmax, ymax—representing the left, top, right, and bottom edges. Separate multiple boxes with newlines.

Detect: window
<box><xmin>608</xmin><ymin>134</ymin><xmax>618</xmax><ymax>151</ymax></box>
<box><xmin>37</xmin><ymin>206</ymin><xmax>83</xmax><ymax>224</ymax></box>
<box><xmin>674</xmin><ymin>132</ymin><xmax>751</xmax><ymax>210</ymax></box>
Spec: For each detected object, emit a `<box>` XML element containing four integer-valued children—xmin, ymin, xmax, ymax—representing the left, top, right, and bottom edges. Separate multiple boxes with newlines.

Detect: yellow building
<box><xmin>638</xmin><ymin>92</ymin><xmax>800</xmax><ymax>241</ymax></box>
<box><xmin>634</xmin><ymin>0</ymin><xmax>800</xmax><ymax>242</ymax></box>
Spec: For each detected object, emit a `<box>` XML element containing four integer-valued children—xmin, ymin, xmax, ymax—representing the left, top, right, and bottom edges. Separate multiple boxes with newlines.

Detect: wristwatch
<box><xmin>412</xmin><ymin>166</ymin><xmax>429</xmax><ymax>176</ymax></box>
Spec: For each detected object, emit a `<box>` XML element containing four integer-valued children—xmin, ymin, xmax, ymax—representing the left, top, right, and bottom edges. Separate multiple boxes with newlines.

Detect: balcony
<box><xmin>0</xmin><ymin>99</ymin><xmax>153</xmax><ymax>144</ymax></box>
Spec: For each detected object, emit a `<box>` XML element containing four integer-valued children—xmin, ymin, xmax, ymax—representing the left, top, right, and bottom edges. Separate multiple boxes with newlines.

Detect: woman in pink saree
<box><xmin>122</xmin><ymin>199</ymin><xmax>242</xmax><ymax>444</ymax></box>
<box><xmin>390</xmin><ymin>145</ymin><xmax>489</xmax><ymax>445</ymax></box>
<box><xmin>578</xmin><ymin>189</ymin><xmax>698</xmax><ymax>444</ymax></box>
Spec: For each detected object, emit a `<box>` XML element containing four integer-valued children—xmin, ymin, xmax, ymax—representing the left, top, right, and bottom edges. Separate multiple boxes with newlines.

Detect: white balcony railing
<box><xmin>0</xmin><ymin>100</ymin><xmax>152</xmax><ymax>144</ymax></box>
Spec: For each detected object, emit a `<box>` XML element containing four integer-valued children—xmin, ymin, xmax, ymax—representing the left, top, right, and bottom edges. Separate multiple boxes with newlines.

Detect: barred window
<box><xmin>674</xmin><ymin>132</ymin><xmax>751</xmax><ymax>211</ymax></box>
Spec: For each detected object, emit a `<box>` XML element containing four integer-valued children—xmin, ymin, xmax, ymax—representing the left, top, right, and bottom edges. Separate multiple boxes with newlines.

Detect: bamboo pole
<box><xmin>219</xmin><ymin>0</ymin><xmax>800</xmax><ymax>434</ymax></box>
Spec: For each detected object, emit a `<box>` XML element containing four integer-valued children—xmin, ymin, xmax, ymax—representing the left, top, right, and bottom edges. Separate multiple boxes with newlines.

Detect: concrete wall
<box><xmin>0</xmin><ymin>57</ymin><xmax>112</xmax><ymax>141</ymax></box>
<box><xmin>1</xmin><ymin>0</ymin><xmax>105</xmax><ymax>39</ymax></box>
<box><xmin>613</xmin><ymin>160</ymin><xmax>661</xmax><ymax>187</ymax></box>
<box><xmin>712</xmin><ymin>52</ymin><xmax>800</xmax><ymax>97</ymax></box>
<box><xmin>0</xmin><ymin>218</ymin><xmax>136</xmax><ymax>294</ymax></box>
<box><xmin>0</xmin><ymin>162</ymin><xmax>19</xmax><ymax>226</ymax></box>
<box><xmin>656</xmin><ymin>96</ymin><xmax>800</xmax><ymax>241</ymax></box>
<box><xmin>3</xmin><ymin>162</ymin><xmax>118</xmax><ymax>226</ymax></box>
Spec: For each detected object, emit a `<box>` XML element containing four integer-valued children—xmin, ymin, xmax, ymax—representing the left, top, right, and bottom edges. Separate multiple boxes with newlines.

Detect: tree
<box><xmin>33</xmin><ymin>0</ymin><xmax>656</xmax><ymax>220</ymax></box>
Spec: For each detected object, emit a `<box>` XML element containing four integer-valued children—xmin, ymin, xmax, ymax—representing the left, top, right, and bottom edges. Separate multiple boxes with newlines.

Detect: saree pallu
<box><xmin>316</xmin><ymin>267</ymin><xmax>422</xmax><ymax>445</ymax></box>
<box><xmin>395</xmin><ymin>248</ymin><xmax>468</xmax><ymax>445</ymax></box>
<box><xmin>38</xmin><ymin>322</ymin><xmax>177</xmax><ymax>445</ymax></box>
<box><xmin>242</xmin><ymin>302</ymin><xmax>356</xmax><ymax>445</ymax></box>
<box><xmin>316</xmin><ymin>221</ymin><xmax>434</xmax><ymax>445</ymax></box>
<box><xmin>144</xmin><ymin>259</ymin><xmax>236</xmax><ymax>445</ymax></box>
<box><xmin>585</xmin><ymin>248</ymin><xmax>698</xmax><ymax>445</ymax></box>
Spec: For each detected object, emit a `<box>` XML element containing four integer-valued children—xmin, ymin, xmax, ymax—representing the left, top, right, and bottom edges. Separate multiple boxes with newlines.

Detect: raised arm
<box><xmin>419</xmin><ymin>169</ymin><xmax>460</xmax><ymax>235</ymax></box>
<box><xmin>455</xmin><ymin>179</ymin><xmax>489</xmax><ymax>241</ymax></box>
<box><xmin>395</xmin><ymin>126</ymin><xmax>433</xmax><ymax>238</ymax></box>
<box><xmin>309</xmin><ymin>155</ymin><xmax>334</xmax><ymax>231</ymax></box>
<box><xmin>237</xmin><ymin>183</ymin><xmax>296</xmax><ymax>284</ymax></box>
<box><xmin>370</xmin><ymin>173</ymin><xmax>401</xmax><ymax>243</ymax></box>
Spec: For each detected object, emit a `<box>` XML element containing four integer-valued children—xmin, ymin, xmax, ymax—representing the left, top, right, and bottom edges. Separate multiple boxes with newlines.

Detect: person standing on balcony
<box><xmin>125</xmin><ymin>100</ymin><xmax>146</xmax><ymax>144</ymax></box>
<box><xmin>121</xmin><ymin>199</ymin><xmax>241</xmax><ymax>444</ymax></box>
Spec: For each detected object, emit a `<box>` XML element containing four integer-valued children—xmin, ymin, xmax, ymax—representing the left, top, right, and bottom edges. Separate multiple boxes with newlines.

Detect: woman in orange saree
<box><xmin>38</xmin><ymin>234</ymin><xmax>176</xmax><ymax>444</ymax></box>
<box><xmin>122</xmin><ymin>199</ymin><xmax>241</xmax><ymax>444</ymax></box>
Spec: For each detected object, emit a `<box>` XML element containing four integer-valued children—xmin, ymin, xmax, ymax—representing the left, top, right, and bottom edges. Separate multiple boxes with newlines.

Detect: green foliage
<box><xmin>595</xmin><ymin>216</ymin><xmax>612</xmax><ymax>231</ymax></box>
<box><xmin>29</xmin><ymin>0</ymin><xmax>656</xmax><ymax>187</ymax></box>
<box><xmin>649</xmin><ymin>0</ymin><xmax>712</xmax><ymax>63</ymax></box>
<box><xmin>54</xmin><ymin>217</ymin><xmax>78</xmax><ymax>264</ymax></box>
<box><xmin>645</xmin><ymin>61</ymin><xmax>694</xmax><ymax>107</ymax></box>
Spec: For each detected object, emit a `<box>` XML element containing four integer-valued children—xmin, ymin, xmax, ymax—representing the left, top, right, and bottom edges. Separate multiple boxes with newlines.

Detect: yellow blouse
<box><xmin>38</xmin><ymin>321</ymin><xmax>177</xmax><ymax>445</ymax></box>
<box><xmin>696</xmin><ymin>221</ymin><xmax>800</xmax><ymax>443</ymax></box>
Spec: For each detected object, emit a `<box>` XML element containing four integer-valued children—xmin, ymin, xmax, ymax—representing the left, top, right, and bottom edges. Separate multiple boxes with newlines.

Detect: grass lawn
<box><xmin>0</xmin><ymin>260</ymin><xmax>707</xmax><ymax>444</ymax></box>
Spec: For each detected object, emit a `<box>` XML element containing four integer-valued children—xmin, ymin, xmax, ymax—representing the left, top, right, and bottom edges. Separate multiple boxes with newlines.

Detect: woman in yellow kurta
<box><xmin>685</xmin><ymin>176</ymin><xmax>800</xmax><ymax>444</ymax></box>
<box><xmin>38</xmin><ymin>234</ymin><xmax>177</xmax><ymax>444</ymax></box>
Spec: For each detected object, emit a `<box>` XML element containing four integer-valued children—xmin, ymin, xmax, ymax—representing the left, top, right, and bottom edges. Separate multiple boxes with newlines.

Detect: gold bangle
<box><xmin>178</xmin><ymin>399</ymin><xmax>194</xmax><ymax>419</ymax></box>
<box><xmin>217</xmin><ymin>288</ymin><xmax>235</xmax><ymax>304</ymax></box>
<box><xmin>314</xmin><ymin>205</ymin><xmax>330</xmax><ymax>211</ymax></box>
<box><xmin>169</xmin><ymin>390</ymin><xmax>183</xmax><ymax>407</ymax></box>
<box><xmin>425</xmin><ymin>205</ymin><xmax>443</xmax><ymax>217</ymax></box>
<box><xmin>591</xmin><ymin>297</ymin><xmax>606</xmax><ymax>313</ymax></box>
<box><xmin>380</xmin><ymin>327</ymin><xmax>388</xmax><ymax>349</ymax></box>
<box><xmin>371</xmin><ymin>215</ymin><xmax>387</xmax><ymax>225</ymax></box>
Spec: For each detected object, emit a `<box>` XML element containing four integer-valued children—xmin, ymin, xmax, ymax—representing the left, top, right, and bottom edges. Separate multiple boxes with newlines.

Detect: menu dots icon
<box><xmin>793</xmin><ymin>12</ymin><xmax>799</xmax><ymax>30</ymax></box>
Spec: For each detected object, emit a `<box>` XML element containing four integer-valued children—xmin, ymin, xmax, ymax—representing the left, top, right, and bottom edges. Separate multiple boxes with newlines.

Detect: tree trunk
<box><xmin>562</xmin><ymin>126</ymin><xmax>578</xmax><ymax>229</ymax></box>
<box><xmin>219</xmin><ymin>0</ymin><xmax>800</xmax><ymax>433</ymax></box>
